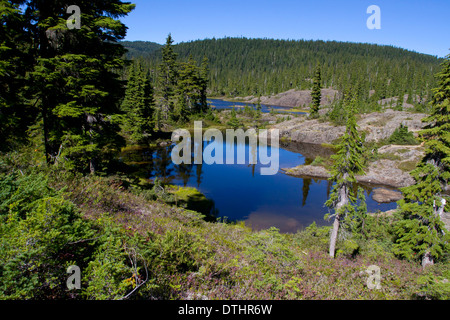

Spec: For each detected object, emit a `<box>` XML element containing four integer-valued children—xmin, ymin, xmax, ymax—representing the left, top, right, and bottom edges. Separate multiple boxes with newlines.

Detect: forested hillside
<box><xmin>123</xmin><ymin>37</ymin><xmax>442</xmax><ymax>103</ymax></box>
<box><xmin>120</xmin><ymin>40</ymin><xmax>162</xmax><ymax>59</ymax></box>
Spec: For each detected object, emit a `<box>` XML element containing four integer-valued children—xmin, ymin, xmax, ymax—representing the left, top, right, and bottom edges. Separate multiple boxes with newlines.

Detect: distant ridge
<box><xmin>121</xmin><ymin>37</ymin><xmax>442</xmax><ymax>99</ymax></box>
<box><xmin>121</xmin><ymin>40</ymin><xmax>162</xmax><ymax>58</ymax></box>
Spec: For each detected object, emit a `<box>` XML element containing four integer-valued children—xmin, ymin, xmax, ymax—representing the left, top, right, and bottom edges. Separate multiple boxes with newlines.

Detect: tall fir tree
<box><xmin>173</xmin><ymin>55</ymin><xmax>211</xmax><ymax>122</ymax></box>
<box><xmin>121</xmin><ymin>60</ymin><xmax>155</xmax><ymax>144</ymax></box>
<box><xmin>158</xmin><ymin>34</ymin><xmax>178</xmax><ymax>120</ymax></box>
<box><xmin>325</xmin><ymin>98</ymin><xmax>366</xmax><ymax>258</ymax></box>
<box><xmin>199</xmin><ymin>56</ymin><xmax>210</xmax><ymax>113</ymax></box>
<box><xmin>26</xmin><ymin>1</ymin><xmax>135</xmax><ymax>173</ymax></box>
<box><xmin>310</xmin><ymin>63</ymin><xmax>322</xmax><ymax>118</ymax></box>
<box><xmin>176</xmin><ymin>55</ymin><xmax>201</xmax><ymax>122</ymax></box>
<box><xmin>394</xmin><ymin>54</ymin><xmax>450</xmax><ymax>267</ymax></box>
<box><xmin>0</xmin><ymin>0</ymin><xmax>35</xmax><ymax>150</ymax></box>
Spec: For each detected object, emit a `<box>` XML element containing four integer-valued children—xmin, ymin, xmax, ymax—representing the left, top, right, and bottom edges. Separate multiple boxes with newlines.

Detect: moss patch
<box><xmin>167</xmin><ymin>186</ymin><xmax>215</xmax><ymax>218</ymax></box>
<box><xmin>398</xmin><ymin>160</ymin><xmax>418</xmax><ymax>173</ymax></box>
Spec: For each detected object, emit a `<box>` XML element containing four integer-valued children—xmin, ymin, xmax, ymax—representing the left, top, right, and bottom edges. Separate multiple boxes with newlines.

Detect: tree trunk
<box><xmin>329</xmin><ymin>214</ymin><xmax>340</xmax><ymax>258</ymax></box>
<box><xmin>329</xmin><ymin>180</ymin><xmax>349</xmax><ymax>258</ymax></box>
<box><xmin>87</xmin><ymin>114</ymin><xmax>96</xmax><ymax>174</ymax></box>
<box><xmin>422</xmin><ymin>251</ymin><xmax>434</xmax><ymax>268</ymax></box>
<box><xmin>435</xmin><ymin>198</ymin><xmax>446</xmax><ymax>218</ymax></box>
<box><xmin>42</xmin><ymin>104</ymin><xmax>51</xmax><ymax>164</ymax></box>
<box><xmin>89</xmin><ymin>159</ymin><xmax>96</xmax><ymax>175</ymax></box>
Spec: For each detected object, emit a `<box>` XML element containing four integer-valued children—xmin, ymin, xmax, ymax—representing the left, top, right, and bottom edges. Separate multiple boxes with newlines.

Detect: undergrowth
<box><xmin>0</xmin><ymin>151</ymin><xmax>448</xmax><ymax>300</ymax></box>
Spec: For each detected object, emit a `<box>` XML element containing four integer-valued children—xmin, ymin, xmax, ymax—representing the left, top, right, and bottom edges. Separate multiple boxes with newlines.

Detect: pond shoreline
<box><xmin>120</xmin><ymin>136</ymin><xmax>398</xmax><ymax>233</ymax></box>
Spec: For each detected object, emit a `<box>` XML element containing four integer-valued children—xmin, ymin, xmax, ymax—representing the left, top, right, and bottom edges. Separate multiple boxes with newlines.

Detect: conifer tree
<box><xmin>325</xmin><ymin>98</ymin><xmax>366</xmax><ymax>258</ymax></box>
<box><xmin>394</xmin><ymin>54</ymin><xmax>450</xmax><ymax>267</ymax></box>
<box><xmin>0</xmin><ymin>0</ymin><xmax>35</xmax><ymax>150</ymax></box>
<box><xmin>27</xmin><ymin>1</ymin><xmax>134</xmax><ymax>173</ymax></box>
<box><xmin>121</xmin><ymin>61</ymin><xmax>155</xmax><ymax>144</ymax></box>
<box><xmin>199</xmin><ymin>56</ymin><xmax>210</xmax><ymax>113</ymax></box>
<box><xmin>227</xmin><ymin>108</ymin><xmax>241</xmax><ymax>129</ymax></box>
<box><xmin>406</xmin><ymin>90</ymin><xmax>414</xmax><ymax>104</ymax></box>
<box><xmin>158</xmin><ymin>34</ymin><xmax>178</xmax><ymax>120</ymax></box>
<box><xmin>310</xmin><ymin>63</ymin><xmax>322</xmax><ymax>118</ymax></box>
<box><xmin>176</xmin><ymin>55</ymin><xmax>201</xmax><ymax>121</ymax></box>
<box><xmin>256</xmin><ymin>95</ymin><xmax>262</xmax><ymax>113</ymax></box>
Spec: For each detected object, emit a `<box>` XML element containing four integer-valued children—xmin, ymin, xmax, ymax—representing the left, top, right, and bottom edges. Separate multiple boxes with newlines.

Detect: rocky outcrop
<box><xmin>377</xmin><ymin>144</ymin><xmax>425</xmax><ymax>162</ymax></box>
<box><xmin>357</xmin><ymin>110</ymin><xmax>426</xmax><ymax>142</ymax></box>
<box><xmin>233</xmin><ymin>88</ymin><xmax>339</xmax><ymax>108</ymax></box>
<box><xmin>355</xmin><ymin>160</ymin><xmax>416</xmax><ymax>188</ymax></box>
<box><xmin>285</xmin><ymin>158</ymin><xmax>416</xmax><ymax>189</ymax></box>
<box><xmin>371</xmin><ymin>188</ymin><xmax>403</xmax><ymax>203</ymax></box>
<box><xmin>272</xmin><ymin>110</ymin><xmax>427</xmax><ymax>145</ymax></box>
<box><xmin>275</xmin><ymin>118</ymin><xmax>345</xmax><ymax>145</ymax></box>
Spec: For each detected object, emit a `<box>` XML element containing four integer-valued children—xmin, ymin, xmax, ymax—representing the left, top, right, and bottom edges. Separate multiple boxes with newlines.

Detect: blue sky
<box><xmin>121</xmin><ymin>0</ymin><xmax>450</xmax><ymax>58</ymax></box>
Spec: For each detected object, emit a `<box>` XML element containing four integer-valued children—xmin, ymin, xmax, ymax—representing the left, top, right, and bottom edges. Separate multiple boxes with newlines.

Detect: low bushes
<box><xmin>0</xmin><ymin>154</ymin><xmax>448</xmax><ymax>300</ymax></box>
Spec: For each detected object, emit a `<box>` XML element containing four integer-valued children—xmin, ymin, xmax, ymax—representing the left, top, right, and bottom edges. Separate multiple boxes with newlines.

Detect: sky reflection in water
<box><xmin>122</xmin><ymin>135</ymin><xmax>398</xmax><ymax>233</ymax></box>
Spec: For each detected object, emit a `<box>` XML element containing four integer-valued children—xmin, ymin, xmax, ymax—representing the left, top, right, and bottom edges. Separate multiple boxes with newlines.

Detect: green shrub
<box><xmin>0</xmin><ymin>171</ymin><xmax>56</xmax><ymax>217</ymax></box>
<box><xmin>151</xmin><ymin>229</ymin><xmax>210</xmax><ymax>274</ymax></box>
<box><xmin>311</xmin><ymin>156</ymin><xmax>325</xmax><ymax>166</ymax></box>
<box><xmin>0</xmin><ymin>196</ymin><xmax>97</xmax><ymax>299</ymax></box>
<box><xmin>415</xmin><ymin>264</ymin><xmax>450</xmax><ymax>300</ymax></box>
<box><xmin>244</xmin><ymin>227</ymin><xmax>295</xmax><ymax>265</ymax></box>
<box><xmin>336</xmin><ymin>239</ymin><xmax>359</xmax><ymax>258</ymax></box>
<box><xmin>82</xmin><ymin>220</ymin><xmax>156</xmax><ymax>300</ymax></box>
<box><xmin>327</xmin><ymin>101</ymin><xmax>348</xmax><ymax>125</ymax></box>
<box><xmin>293</xmin><ymin>222</ymin><xmax>331</xmax><ymax>252</ymax></box>
<box><xmin>388</xmin><ymin>124</ymin><xmax>419</xmax><ymax>145</ymax></box>
<box><xmin>227</xmin><ymin>108</ymin><xmax>242</xmax><ymax>129</ymax></box>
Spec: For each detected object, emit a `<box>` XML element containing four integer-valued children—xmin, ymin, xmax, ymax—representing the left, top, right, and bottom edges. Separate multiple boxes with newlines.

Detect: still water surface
<box><xmin>207</xmin><ymin>98</ymin><xmax>306</xmax><ymax>114</ymax></box>
<box><xmin>121</xmin><ymin>135</ymin><xmax>397</xmax><ymax>233</ymax></box>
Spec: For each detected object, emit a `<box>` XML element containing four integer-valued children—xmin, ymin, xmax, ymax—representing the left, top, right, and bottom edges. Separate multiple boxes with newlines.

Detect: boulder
<box><xmin>356</xmin><ymin>160</ymin><xmax>415</xmax><ymax>188</ymax></box>
<box><xmin>371</xmin><ymin>188</ymin><xmax>403</xmax><ymax>203</ymax></box>
<box><xmin>283</xmin><ymin>165</ymin><xmax>331</xmax><ymax>179</ymax></box>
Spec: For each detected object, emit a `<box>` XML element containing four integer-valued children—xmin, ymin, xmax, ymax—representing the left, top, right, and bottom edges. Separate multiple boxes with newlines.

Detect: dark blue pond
<box><xmin>208</xmin><ymin>98</ymin><xmax>306</xmax><ymax>114</ymax></box>
<box><xmin>121</xmin><ymin>138</ymin><xmax>398</xmax><ymax>233</ymax></box>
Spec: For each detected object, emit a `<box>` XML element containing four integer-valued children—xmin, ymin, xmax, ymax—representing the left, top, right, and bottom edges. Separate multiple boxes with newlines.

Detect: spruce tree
<box><xmin>394</xmin><ymin>54</ymin><xmax>450</xmax><ymax>267</ymax></box>
<box><xmin>256</xmin><ymin>95</ymin><xmax>262</xmax><ymax>112</ymax></box>
<box><xmin>227</xmin><ymin>108</ymin><xmax>241</xmax><ymax>129</ymax></box>
<box><xmin>27</xmin><ymin>1</ymin><xmax>134</xmax><ymax>173</ymax></box>
<box><xmin>176</xmin><ymin>55</ymin><xmax>201</xmax><ymax>121</ymax></box>
<box><xmin>121</xmin><ymin>61</ymin><xmax>155</xmax><ymax>144</ymax></box>
<box><xmin>158</xmin><ymin>34</ymin><xmax>178</xmax><ymax>120</ymax></box>
<box><xmin>0</xmin><ymin>0</ymin><xmax>35</xmax><ymax>150</ymax></box>
<box><xmin>199</xmin><ymin>56</ymin><xmax>210</xmax><ymax>113</ymax></box>
<box><xmin>310</xmin><ymin>63</ymin><xmax>322</xmax><ymax>118</ymax></box>
<box><xmin>325</xmin><ymin>98</ymin><xmax>366</xmax><ymax>258</ymax></box>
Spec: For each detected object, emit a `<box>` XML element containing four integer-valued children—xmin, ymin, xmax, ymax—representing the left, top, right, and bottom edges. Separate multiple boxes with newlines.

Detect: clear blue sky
<box><xmin>121</xmin><ymin>0</ymin><xmax>450</xmax><ymax>58</ymax></box>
